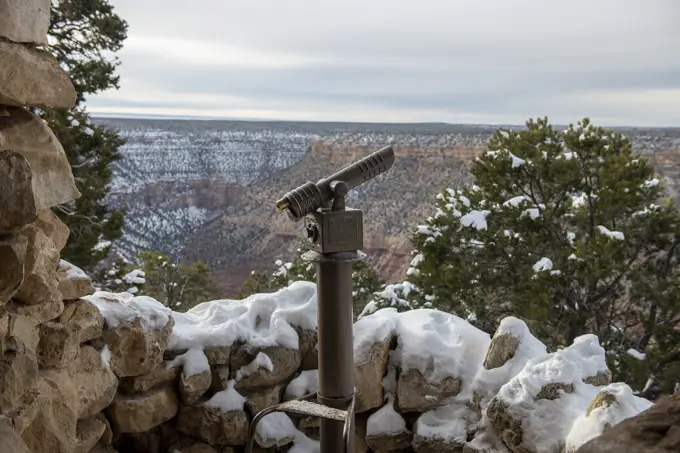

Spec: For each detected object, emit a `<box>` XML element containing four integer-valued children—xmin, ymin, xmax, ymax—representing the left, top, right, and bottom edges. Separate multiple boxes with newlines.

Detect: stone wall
<box><xmin>1</xmin><ymin>269</ymin><xmax>658</xmax><ymax>453</ymax></box>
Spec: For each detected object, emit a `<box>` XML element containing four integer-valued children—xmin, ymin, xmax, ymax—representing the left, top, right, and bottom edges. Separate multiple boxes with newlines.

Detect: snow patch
<box><xmin>203</xmin><ymin>379</ymin><xmax>246</xmax><ymax>412</ymax></box>
<box><xmin>167</xmin><ymin>346</ymin><xmax>210</xmax><ymax>376</ymax></box>
<box><xmin>168</xmin><ymin>281</ymin><xmax>317</xmax><ymax>350</ymax></box>
<box><xmin>85</xmin><ymin>291</ymin><xmax>171</xmax><ymax>331</ymax></box>
<box><xmin>286</xmin><ymin>370</ymin><xmax>318</xmax><ymax>398</ymax></box>
<box><xmin>597</xmin><ymin>226</ymin><xmax>625</xmax><ymax>241</ymax></box>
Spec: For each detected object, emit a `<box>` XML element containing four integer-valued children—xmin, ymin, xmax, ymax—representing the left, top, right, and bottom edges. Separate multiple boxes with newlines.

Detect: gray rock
<box><xmin>0</xmin><ymin>42</ymin><xmax>76</xmax><ymax>108</ymax></box>
<box><xmin>0</xmin><ymin>0</ymin><xmax>50</xmax><ymax>44</ymax></box>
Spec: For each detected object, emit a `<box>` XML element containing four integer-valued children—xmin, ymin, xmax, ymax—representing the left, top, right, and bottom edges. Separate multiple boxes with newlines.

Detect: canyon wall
<box><xmin>103</xmin><ymin>119</ymin><xmax>680</xmax><ymax>297</ymax></box>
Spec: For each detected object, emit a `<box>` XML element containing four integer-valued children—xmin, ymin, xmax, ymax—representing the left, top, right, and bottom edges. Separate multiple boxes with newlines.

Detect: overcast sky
<box><xmin>88</xmin><ymin>0</ymin><xmax>680</xmax><ymax>126</ymax></box>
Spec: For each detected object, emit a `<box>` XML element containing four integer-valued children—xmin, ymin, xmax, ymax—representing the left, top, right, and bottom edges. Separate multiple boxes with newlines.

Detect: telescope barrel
<box><xmin>320</xmin><ymin>145</ymin><xmax>395</xmax><ymax>191</ymax></box>
<box><xmin>276</xmin><ymin>145</ymin><xmax>395</xmax><ymax>221</ymax></box>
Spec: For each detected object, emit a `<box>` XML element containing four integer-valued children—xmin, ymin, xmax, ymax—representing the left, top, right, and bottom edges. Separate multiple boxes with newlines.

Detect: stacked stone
<box><xmin>0</xmin><ymin>1</ymin><xmax>120</xmax><ymax>452</ymax></box>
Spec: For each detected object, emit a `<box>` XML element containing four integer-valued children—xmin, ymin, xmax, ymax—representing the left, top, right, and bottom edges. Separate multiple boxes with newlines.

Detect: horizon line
<box><xmin>89</xmin><ymin>112</ymin><xmax>680</xmax><ymax>130</ymax></box>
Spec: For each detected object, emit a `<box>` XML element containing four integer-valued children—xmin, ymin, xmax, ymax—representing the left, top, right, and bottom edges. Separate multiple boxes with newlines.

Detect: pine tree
<box><xmin>138</xmin><ymin>251</ymin><xmax>218</xmax><ymax>311</ymax></box>
<box><xmin>44</xmin><ymin>0</ymin><xmax>128</xmax><ymax>272</ymax></box>
<box><xmin>404</xmin><ymin>117</ymin><xmax>680</xmax><ymax>393</ymax></box>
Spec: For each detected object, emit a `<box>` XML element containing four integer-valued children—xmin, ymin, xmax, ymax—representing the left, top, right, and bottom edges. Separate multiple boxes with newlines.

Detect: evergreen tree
<box><xmin>240</xmin><ymin>241</ymin><xmax>384</xmax><ymax>316</ymax></box>
<box><xmin>44</xmin><ymin>0</ymin><xmax>128</xmax><ymax>272</ymax></box>
<box><xmin>92</xmin><ymin>257</ymin><xmax>145</xmax><ymax>294</ymax></box>
<box><xmin>138</xmin><ymin>251</ymin><xmax>218</xmax><ymax>311</ymax></box>
<box><xmin>404</xmin><ymin>117</ymin><xmax>680</xmax><ymax>394</ymax></box>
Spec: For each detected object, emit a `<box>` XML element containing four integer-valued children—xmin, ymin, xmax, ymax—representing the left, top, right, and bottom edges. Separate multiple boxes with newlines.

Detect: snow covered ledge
<box><xmin>77</xmin><ymin>281</ymin><xmax>653</xmax><ymax>453</ymax></box>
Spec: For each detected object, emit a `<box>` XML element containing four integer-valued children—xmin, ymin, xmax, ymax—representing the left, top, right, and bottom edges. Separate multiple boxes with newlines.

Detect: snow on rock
<box><xmin>597</xmin><ymin>225</ymin><xmax>625</xmax><ymax>241</ymax></box>
<box><xmin>473</xmin><ymin>317</ymin><xmax>548</xmax><ymax>399</ymax></box>
<box><xmin>366</xmin><ymin>395</ymin><xmax>412</xmax><ymax>451</ymax></box>
<box><xmin>367</xmin><ymin>395</ymin><xmax>409</xmax><ymax>436</ymax></box>
<box><xmin>235</xmin><ymin>352</ymin><xmax>274</xmax><ymax>381</ymax></box>
<box><xmin>356</xmin><ymin>307</ymin><xmax>491</xmax><ymax>413</ymax></box>
<box><xmin>487</xmin><ymin>334</ymin><xmax>612</xmax><ymax>453</ymax></box>
<box><xmin>286</xmin><ymin>369</ymin><xmax>318</xmax><ymax>398</ymax></box>
<box><xmin>167</xmin><ymin>346</ymin><xmax>210</xmax><ymax>377</ymax></box>
<box><xmin>59</xmin><ymin>259</ymin><xmax>88</xmax><ymax>280</ymax></box>
<box><xmin>255</xmin><ymin>412</ymin><xmax>299</xmax><ymax>448</ymax></box>
<box><xmin>413</xmin><ymin>403</ymin><xmax>470</xmax><ymax>450</ymax></box>
<box><xmin>85</xmin><ymin>291</ymin><xmax>175</xmax><ymax>377</ymax></box>
<box><xmin>85</xmin><ymin>291</ymin><xmax>172</xmax><ymax>331</ymax></box>
<box><xmin>564</xmin><ymin>383</ymin><xmax>653</xmax><ymax>453</ymax></box>
<box><xmin>168</xmin><ymin>281</ymin><xmax>317</xmax><ymax>351</ymax></box>
<box><xmin>203</xmin><ymin>379</ymin><xmax>246</xmax><ymax>412</ymax></box>
<box><xmin>58</xmin><ymin>259</ymin><xmax>95</xmax><ymax>299</ymax></box>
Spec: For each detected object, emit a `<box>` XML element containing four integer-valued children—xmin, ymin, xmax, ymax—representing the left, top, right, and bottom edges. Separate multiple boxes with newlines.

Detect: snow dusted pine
<box><xmin>398</xmin><ymin>117</ymin><xmax>680</xmax><ymax>394</ymax></box>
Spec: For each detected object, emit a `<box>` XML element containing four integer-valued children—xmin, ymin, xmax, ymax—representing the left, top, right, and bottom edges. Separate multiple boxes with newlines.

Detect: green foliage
<box><xmin>43</xmin><ymin>0</ymin><xmax>128</xmax><ymax>272</ymax></box>
<box><xmin>91</xmin><ymin>257</ymin><xmax>141</xmax><ymax>293</ymax></box>
<box><xmin>45</xmin><ymin>108</ymin><xmax>126</xmax><ymax>270</ymax></box>
<box><xmin>403</xmin><ymin>117</ymin><xmax>680</xmax><ymax>394</ymax></box>
<box><xmin>138</xmin><ymin>251</ymin><xmax>218</xmax><ymax>311</ymax></box>
<box><xmin>240</xmin><ymin>241</ymin><xmax>385</xmax><ymax>316</ymax></box>
<box><xmin>48</xmin><ymin>0</ymin><xmax>128</xmax><ymax>102</ymax></box>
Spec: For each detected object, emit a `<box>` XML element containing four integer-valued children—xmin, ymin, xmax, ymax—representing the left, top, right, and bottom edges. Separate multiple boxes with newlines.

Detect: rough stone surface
<box><xmin>21</xmin><ymin>367</ymin><xmax>81</xmax><ymax>453</ymax></box>
<box><xmin>583</xmin><ymin>370</ymin><xmax>612</xmax><ymax>387</ymax></box>
<box><xmin>484</xmin><ymin>333</ymin><xmax>521</xmax><ymax>370</ymax></box>
<box><xmin>487</xmin><ymin>398</ymin><xmax>521</xmax><ymax>452</ymax></box>
<box><xmin>0</xmin><ymin>336</ymin><xmax>38</xmax><ymax>414</ymax></box>
<box><xmin>0</xmin><ymin>0</ymin><xmax>50</xmax><ymax>44</ymax></box>
<box><xmin>413</xmin><ymin>433</ymin><xmax>466</xmax><ymax>453</ymax></box>
<box><xmin>230</xmin><ymin>345</ymin><xmax>301</xmax><ymax>389</ymax></box>
<box><xmin>295</xmin><ymin>326</ymin><xmax>318</xmax><ymax>370</ymax></box>
<box><xmin>5</xmin><ymin>313</ymin><xmax>39</xmax><ymax>353</ymax></box>
<box><xmin>5</xmin><ymin>294</ymin><xmax>63</xmax><ymax>323</ymax></box>
<box><xmin>0</xmin><ymin>150</ymin><xmax>37</xmax><ymax>233</ymax></box>
<box><xmin>59</xmin><ymin>299</ymin><xmax>104</xmax><ymax>344</ymax></box>
<box><xmin>178</xmin><ymin>443</ymin><xmax>219</xmax><ymax>453</ymax></box>
<box><xmin>203</xmin><ymin>346</ymin><xmax>231</xmax><ymax>366</ymax></box>
<box><xmin>69</xmin><ymin>345</ymin><xmax>117</xmax><ymax>419</ymax></box>
<box><xmin>102</xmin><ymin>316</ymin><xmax>174</xmax><ymax>378</ymax></box>
<box><xmin>241</xmin><ymin>383</ymin><xmax>285</xmax><ymax>416</ymax></box>
<box><xmin>119</xmin><ymin>363</ymin><xmax>180</xmax><ymax>395</ymax></box>
<box><xmin>0</xmin><ymin>42</ymin><xmax>77</xmax><ymax>108</ymax></box>
<box><xmin>37</xmin><ymin>320</ymin><xmax>80</xmax><ymax>368</ymax></box>
<box><xmin>58</xmin><ymin>260</ymin><xmax>95</xmax><ymax>300</ymax></box>
<box><xmin>0</xmin><ymin>107</ymin><xmax>80</xmax><ymax>208</ymax></box>
<box><xmin>75</xmin><ymin>416</ymin><xmax>106</xmax><ymax>453</ymax></box>
<box><xmin>575</xmin><ymin>391</ymin><xmax>680</xmax><ymax>453</ymax></box>
<box><xmin>0</xmin><ymin>387</ymin><xmax>39</xmax><ymax>434</ymax></box>
<box><xmin>0</xmin><ymin>423</ymin><xmax>32</xmax><ymax>453</ymax></box>
<box><xmin>14</xmin><ymin>222</ymin><xmax>61</xmax><ymax>306</ymax></box>
<box><xmin>366</xmin><ymin>431</ymin><xmax>413</xmax><ymax>452</ymax></box>
<box><xmin>177</xmin><ymin>404</ymin><xmax>249</xmax><ymax>446</ymax></box>
<box><xmin>179</xmin><ymin>368</ymin><xmax>212</xmax><ymax>405</ymax></box>
<box><xmin>0</xmin><ymin>233</ymin><xmax>27</xmax><ymax>306</ymax></box>
<box><xmin>397</xmin><ymin>369</ymin><xmax>461</xmax><ymax>413</ymax></box>
<box><xmin>95</xmin><ymin>412</ymin><xmax>114</xmax><ymax>445</ymax></box>
<box><xmin>106</xmin><ymin>385</ymin><xmax>178</xmax><ymax>434</ymax></box>
<box><xmin>355</xmin><ymin>336</ymin><xmax>391</xmax><ymax>412</ymax></box>
<box><xmin>34</xmin><ymin>208</ymin><xmax>69</xmax><ymax>251</ymax></box>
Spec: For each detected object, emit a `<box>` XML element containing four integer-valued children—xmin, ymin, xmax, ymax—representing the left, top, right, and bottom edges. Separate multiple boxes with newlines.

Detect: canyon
<box><xmin>97</xmin><ymin>118</ymin><xmax>680</xmax><ymax>296</ymax></box>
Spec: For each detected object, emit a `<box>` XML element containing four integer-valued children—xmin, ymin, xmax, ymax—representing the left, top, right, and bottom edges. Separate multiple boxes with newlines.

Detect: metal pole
<box><xmin>316</xmin><ymin>254</ymin><xmax>355</xmax><ymax>452</ymax></box>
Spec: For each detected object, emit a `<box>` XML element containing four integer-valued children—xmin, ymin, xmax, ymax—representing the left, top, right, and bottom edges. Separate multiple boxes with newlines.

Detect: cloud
<box><xmin>88</xmin><ymin>0</ymin><xmax>680</xmax><ymax>126</ymax></box>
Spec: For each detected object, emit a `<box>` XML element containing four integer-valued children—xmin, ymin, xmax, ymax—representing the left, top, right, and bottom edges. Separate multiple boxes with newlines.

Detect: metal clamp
<box><xmin>244</xmin><ymin>389</ymin><xmax>356</xmax><ymax>453</ymax></box>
